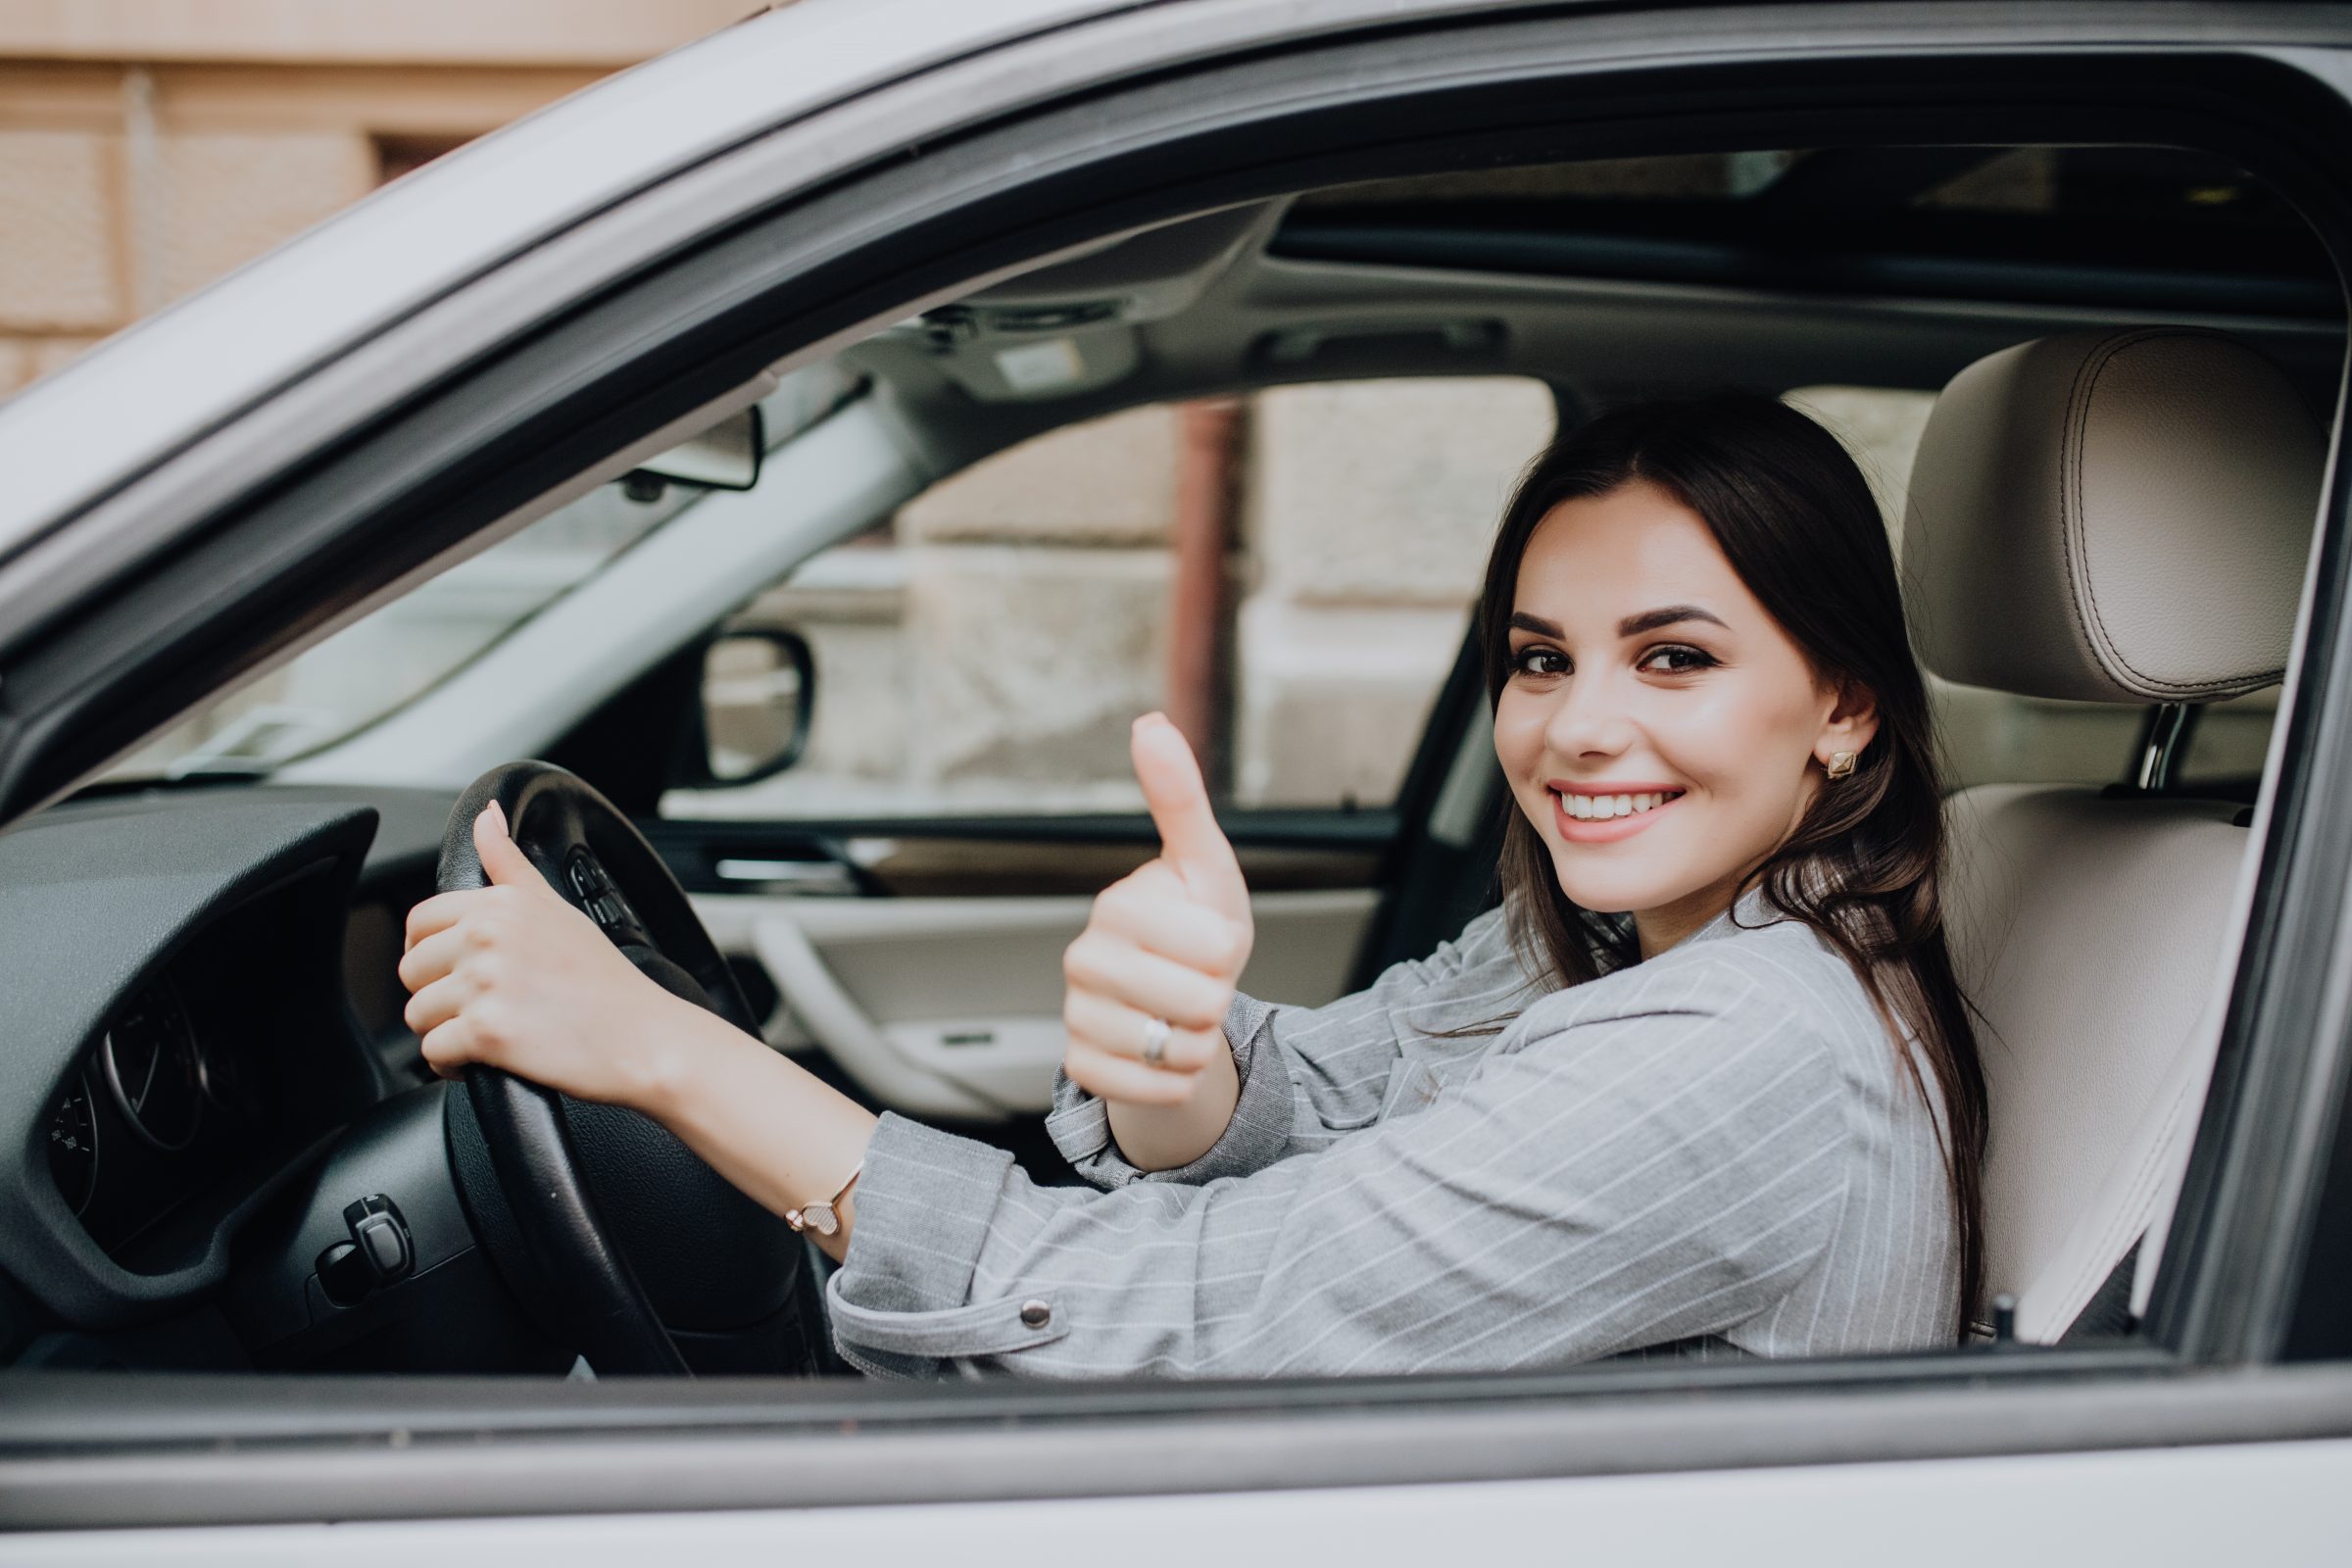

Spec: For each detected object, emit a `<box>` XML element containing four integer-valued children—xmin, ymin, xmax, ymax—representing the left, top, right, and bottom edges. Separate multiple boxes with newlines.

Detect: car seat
<box><xmin>1901</xmin><ymin>326</ymin><xmax>2326</xmax><ymax>1340</ymax></box>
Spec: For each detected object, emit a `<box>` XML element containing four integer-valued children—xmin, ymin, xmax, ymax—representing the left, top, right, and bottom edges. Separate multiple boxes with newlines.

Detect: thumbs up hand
<box><xmin>1060</xmin><ymin>714</ymin><xmax>1256</xmax><ymax>1108</ymax></box>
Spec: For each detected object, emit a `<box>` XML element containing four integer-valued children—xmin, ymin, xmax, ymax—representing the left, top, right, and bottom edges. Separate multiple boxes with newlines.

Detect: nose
<box><xmin>1542</xmin><ymin>666</ymin><xmax>1637</xmax><ymax>760</ymax></box>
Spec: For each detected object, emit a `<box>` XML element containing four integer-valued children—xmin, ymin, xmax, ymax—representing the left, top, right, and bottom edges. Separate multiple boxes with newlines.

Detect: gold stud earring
<box><xmin>1825</xmin><ymin>750</ymin><xmax>1857</xmax><ymax>780</ymax></box>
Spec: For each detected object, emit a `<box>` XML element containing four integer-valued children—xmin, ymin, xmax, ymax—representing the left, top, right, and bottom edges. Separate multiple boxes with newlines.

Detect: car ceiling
<box><xmin>847</xmin><ymin>145</ymin><xmax>2347</xmax><ymax>483</ymax></box>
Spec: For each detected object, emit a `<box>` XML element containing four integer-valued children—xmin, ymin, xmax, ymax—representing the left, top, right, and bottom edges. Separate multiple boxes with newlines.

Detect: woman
<box><xmin>398</xmin><ymin>393</ymin><xmax>1986</xmax><ymax>1379</ymax></box>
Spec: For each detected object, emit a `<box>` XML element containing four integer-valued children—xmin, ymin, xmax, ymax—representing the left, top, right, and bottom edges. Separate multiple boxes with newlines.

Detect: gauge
<box><xmin>99</xmin><ymin>980</ymin><xmax>202</xmax><ymax>1152</ymax></box>
<box><xmin>194</xmin><ymin>1028</ymin><xmax>263</xmax><ymax>1126</ymax></box>
<box><xmin>45</xmin><ymin>1069</ymin><xmax>98</xmax><ymax>1216</ymax></box>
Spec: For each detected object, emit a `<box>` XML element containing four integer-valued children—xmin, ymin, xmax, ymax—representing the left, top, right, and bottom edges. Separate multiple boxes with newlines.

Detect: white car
<box><xmin>3</xmin><ymin>1</ymin><xmax>2351</xmax><ymax>1561</ymax></box>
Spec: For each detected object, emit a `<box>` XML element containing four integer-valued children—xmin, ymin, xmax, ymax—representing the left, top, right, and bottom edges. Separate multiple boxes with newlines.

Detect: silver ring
<box><xmin>1140</xmin><ymin>1015</ymin><xmax>1172</xmax><ymax>1067</ymax></box>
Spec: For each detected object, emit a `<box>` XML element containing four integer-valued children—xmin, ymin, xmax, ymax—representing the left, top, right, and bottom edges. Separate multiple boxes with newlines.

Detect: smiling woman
<box><xmin>400</xmin><ymin>390</ymin><xmax>1986</xmax><ymax>1374</ymax></box>
<box><xmin>1479</xmin><ymin>394</ymin><xmax>1987</xmax><ymax>1327</ymax></box>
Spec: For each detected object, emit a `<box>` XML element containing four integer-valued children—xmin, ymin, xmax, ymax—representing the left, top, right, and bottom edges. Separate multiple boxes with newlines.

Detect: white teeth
<box><xmin>1559</xmin><ymin>789</ymin><xmax>1682</xmax><ymax>820</ymax></box>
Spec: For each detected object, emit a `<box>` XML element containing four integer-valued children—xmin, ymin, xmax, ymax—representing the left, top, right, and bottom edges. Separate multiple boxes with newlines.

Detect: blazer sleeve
<box><xmin>1042</xmin><ymin>904</ymin><xmax>1529</xmax><ymax>1189</ymax></box>
<box><xmin>827</xmin><ymin>950</ymin><xmax>1851</xmax><ymax>1380</ymax></box>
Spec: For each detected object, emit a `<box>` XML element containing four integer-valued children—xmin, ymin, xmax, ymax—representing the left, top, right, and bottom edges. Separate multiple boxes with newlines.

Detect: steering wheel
<box><xmin>435</xmin><ymin>760</ymin><xmax>818</xmax><ymax>1376</ymax></box>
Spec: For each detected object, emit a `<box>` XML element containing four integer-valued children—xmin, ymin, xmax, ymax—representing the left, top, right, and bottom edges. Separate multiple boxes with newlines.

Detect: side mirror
<box><xmin>687</xmin><ymin>628</ymin><xmax>814</xmax><ymax>787</ymax></box>
<box><xmin>623</xmin><ymin>405</ymin><xmax>765</xmax><ymax>500</ymax></box>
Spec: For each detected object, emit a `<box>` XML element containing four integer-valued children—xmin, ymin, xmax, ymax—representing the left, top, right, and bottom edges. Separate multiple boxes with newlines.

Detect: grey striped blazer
<box><xmin>824</xmin><ymin>885</ymin><xmax>1960</xmax><ymax>1380</ymax></box>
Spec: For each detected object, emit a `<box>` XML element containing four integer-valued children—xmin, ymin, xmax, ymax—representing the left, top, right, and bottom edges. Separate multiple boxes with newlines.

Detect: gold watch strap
<box><xmin>785</xmin><ymin>1159</ymin><xmax>863</xmax><ymax>1237</ymax></box>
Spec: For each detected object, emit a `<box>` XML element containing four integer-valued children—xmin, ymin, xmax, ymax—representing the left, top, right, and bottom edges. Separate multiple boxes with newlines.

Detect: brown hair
<box><xmin>1475</xmin><ymin>393</ymin><xmax>1988</xmax><ymax>1341</ymax></box>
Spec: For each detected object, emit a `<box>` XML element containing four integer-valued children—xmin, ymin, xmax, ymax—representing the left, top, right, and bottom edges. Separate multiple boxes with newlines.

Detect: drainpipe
<box><xmin>1165</xmin><ymin>398</ymin><xmax>1242</xmax><ymax>791</ymax></box>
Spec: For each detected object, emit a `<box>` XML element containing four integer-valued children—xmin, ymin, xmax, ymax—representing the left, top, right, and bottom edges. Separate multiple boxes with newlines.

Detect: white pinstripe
<box><xmin>1251</xmin><ymin>1014</ymin><xmax>1809</xmax><ymax>1373</ymax></box>
<box><xmin>1314</xmin><ymin>1081</ymin><xmax>1843</xmax><ymax>1375</ymax></box>
<box><xmin>835</xmin><ymin>889</ymin><xmax>1963</xmax><ymax>1379</ymax></box>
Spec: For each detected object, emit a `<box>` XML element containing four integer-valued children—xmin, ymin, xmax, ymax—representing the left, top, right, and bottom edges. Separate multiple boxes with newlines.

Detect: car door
<box><xmin>9</xmin><ymin>1</ymin><xmax>2352</xmax><ymax>1558</ymax></box>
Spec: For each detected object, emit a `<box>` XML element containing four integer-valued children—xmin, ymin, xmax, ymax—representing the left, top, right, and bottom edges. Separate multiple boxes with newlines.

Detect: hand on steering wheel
<box><xmin>402</xmin><ymin>801</ymin><xmax>703</xmax><ymax>1110</ymax></box>
<box><xmin>420</xmin><ymin>761</ymin><xmax>816</xmax><ymax>1378</ymax></box>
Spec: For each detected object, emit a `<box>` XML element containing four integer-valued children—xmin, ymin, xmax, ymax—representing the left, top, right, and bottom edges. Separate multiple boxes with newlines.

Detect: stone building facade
<box><xmin>0</xmin><ymin>0</ymin><xmax>745</xmax><ymax>394</ymax></box>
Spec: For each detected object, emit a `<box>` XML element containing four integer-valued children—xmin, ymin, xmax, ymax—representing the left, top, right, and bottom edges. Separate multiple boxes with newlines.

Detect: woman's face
<box><xmin>1493</xmin><ymin>478</ymin><xmax>1877</xmax><ymax>955</ymax></box>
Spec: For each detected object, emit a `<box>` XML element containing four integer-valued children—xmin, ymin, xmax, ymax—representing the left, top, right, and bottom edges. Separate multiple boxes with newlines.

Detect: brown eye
<box><xmin>1512</xmin><ymin>645</ymin><xmax>1570</xmax><ymax>677</ymax></box>
<box><xmin>1640</xmin><ymin>644</ymin><xmax>1716</xmax><ymax>674</ymax></box>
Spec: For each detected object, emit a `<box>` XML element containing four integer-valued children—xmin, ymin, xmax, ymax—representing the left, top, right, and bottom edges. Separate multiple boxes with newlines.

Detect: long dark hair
<box><xmin>1476</xmin><ymin>393</ymin><xmax>1987</xmax><ymax>1341</ymax></box>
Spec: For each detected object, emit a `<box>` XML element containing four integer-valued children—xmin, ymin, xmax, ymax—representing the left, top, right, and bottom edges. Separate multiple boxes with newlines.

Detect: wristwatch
<box><xmin>785</xmin><ymin>1160</ymin><xmax>863</xmax><ymax>1237</ymax></box>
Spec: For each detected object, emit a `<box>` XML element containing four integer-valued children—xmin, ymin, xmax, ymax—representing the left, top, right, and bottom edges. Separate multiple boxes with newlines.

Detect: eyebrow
<box><xmin>1507</xmin><ymin>606</ymin><xmax>1730</xmax><ymax>639</ymax></box>
<box><xmin>1616</xmin><ymin>604</ymin><xmax>1729</xmax><ymax>638</ymax></box>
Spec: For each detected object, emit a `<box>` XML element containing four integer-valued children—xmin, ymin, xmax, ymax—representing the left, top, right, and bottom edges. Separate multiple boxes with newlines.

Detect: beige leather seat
<box><xmin>1901</xmin><ymin>326</ymin><xmax>2325</xmax><ymax>1342</ymax></box>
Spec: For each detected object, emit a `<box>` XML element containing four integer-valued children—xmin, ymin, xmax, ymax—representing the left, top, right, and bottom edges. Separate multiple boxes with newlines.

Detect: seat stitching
<box><xmin>2065</xmin><ymin>326</ymin><xmax>2275</xmax><ymax>699</ymax></box>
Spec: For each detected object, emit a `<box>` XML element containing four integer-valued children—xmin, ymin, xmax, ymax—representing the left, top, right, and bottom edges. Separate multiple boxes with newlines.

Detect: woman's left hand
<box><xmin>398</xmin><ymin>802</ymin><xmax>706</xmax><ymax>1111</ymax></box>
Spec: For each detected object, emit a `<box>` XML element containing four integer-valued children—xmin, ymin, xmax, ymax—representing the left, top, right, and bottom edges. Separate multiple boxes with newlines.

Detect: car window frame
<box><xmin>6</xmin><ymin>0</ymin><xmax>2352</xmax><ymax>1532</ymax></box>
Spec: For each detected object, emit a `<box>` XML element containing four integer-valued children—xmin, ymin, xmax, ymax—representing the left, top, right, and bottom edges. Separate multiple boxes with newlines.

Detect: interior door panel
<box><xmin>844</xmin><ymin>835</ymin><xmax>1381</xmax><ymax>898</ymax></box>
<box><xmin>691</xmin><ymin>888</ymin><xmax>1377</xmax><ymax>1119</ymax></box>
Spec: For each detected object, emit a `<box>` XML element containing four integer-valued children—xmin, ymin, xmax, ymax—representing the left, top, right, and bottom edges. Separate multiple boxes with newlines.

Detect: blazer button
<box><xmin>1018</xmin><ymin>1298</ymin><xmax>1052</xmax><ymax>1329</ymax></box>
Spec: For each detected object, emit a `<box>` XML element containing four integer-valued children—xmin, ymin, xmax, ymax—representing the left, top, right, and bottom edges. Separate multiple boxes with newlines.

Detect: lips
<box><xmin>1548</xmin><ymin>784</ymin><xmax>1686</xmax><ymax>843</ymax></box>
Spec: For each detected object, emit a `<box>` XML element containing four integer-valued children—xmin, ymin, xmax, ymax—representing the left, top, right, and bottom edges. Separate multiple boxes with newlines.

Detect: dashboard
<box><xmin>0</xmin><ymin>780</ymin><xmax>803</xmax><ymax>1378</ymax></box>
<box><xmin>38</xmin><ymin>864</ymin><xmax>370</xmax><ymax>1269</ymax></box>
<box><xmin>0</xmin><ymin>785</ymin><xmax>526</xmax><ymax>1371</ymax></box>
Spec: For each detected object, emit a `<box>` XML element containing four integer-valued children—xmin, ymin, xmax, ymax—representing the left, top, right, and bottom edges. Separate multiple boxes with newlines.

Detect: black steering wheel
<box><xmin>436</xmin><ymin>760</ymin><xmax>819</xmax><ymax>1376</ymax></box>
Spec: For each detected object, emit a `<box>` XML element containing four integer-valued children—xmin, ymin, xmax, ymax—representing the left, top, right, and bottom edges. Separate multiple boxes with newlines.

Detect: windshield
<box><xmin>102</xmin><ymin>363</ymin><xmax>860</xmax><ymax>783</ymax></box>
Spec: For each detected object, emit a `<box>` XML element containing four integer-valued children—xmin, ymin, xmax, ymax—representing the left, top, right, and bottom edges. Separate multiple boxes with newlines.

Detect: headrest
<box><xmin>1902</xmin><ymin>328</ymin><xmax>2325</xmax><ymax>704</ymax></box>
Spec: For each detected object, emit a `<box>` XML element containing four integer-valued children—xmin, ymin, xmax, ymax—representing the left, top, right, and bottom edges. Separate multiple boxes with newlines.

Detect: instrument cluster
<box><xmin>43</xmin><ymin>948</ymin><xmax>275</xmax><ymax>1259</ymax></box>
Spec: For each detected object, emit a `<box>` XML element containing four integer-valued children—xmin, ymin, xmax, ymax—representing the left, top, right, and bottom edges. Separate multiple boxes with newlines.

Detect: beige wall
<box><xmin>0</xmin><ymin>0</ymin><xmax>750</xmax><ymax>395</ymax></box>
<box><xmin>0</xmin><ymin>2</ymin><xmax>754</xmax><ymax>67</ymax></box>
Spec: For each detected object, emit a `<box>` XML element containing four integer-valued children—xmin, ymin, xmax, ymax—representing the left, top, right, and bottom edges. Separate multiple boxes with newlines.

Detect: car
<box><xmin>4</xmin><ymin>0</ymin><xmax>2352</xmax><ymax>1559</ymax></box>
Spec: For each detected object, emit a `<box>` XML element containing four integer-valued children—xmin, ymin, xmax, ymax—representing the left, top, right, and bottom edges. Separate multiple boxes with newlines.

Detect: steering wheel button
<box><xmin>1019</xmin><ymin>1298</ymin><xmax>1052</xmax><ymax>1329</ymax></box>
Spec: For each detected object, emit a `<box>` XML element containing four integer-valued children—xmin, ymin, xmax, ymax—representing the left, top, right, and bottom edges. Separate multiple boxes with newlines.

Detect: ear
<box><xmin>1814</xmin><ymin>675</ymin><xmax>1881</xmax><ymax>769</ymax></box>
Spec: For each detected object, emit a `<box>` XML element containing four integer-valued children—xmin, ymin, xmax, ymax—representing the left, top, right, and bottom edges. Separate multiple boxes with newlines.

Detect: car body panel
<box><xmin>5</xmin><ymin>1440</ymin><xmax>2349</xmax><ymax>1566</ymax></box>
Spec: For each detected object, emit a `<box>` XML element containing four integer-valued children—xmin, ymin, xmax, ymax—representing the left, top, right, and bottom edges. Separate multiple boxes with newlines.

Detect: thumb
<box><xmin>1131</xmin><ymin>713</ymin><xmax>1247</xmax><ymax>918</ymax></box>
<box><xmin>472</xmin><ymin>801</ymin><xmax>548</xmax><ymax>893</ymax></box>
